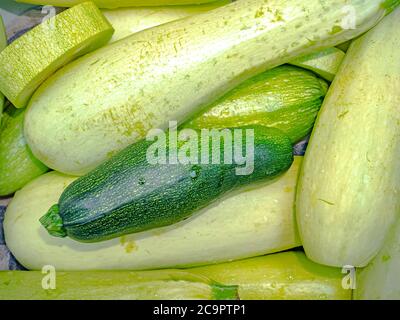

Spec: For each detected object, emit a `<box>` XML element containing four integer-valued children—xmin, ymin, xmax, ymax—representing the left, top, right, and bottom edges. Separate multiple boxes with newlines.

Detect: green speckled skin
<box><xmin>0</xmin><ymin>106</ymin><xmax>48</xmax><ymax>196</ymax></box>
<box><xmin>183</xmin><ymin>65</ymin><xmax>328</xmax><ymax>143</ymax></box>
<box><xmin>49</xmin><ymin>126</ymin><xmax>293</xmax><ymax>242</ymax></box>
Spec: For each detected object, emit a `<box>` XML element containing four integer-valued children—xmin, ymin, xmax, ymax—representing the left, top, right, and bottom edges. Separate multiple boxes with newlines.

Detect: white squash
<box><xmin>24</xmin><ymin>0</ymin><xmax>392</xmax><ymax>175</ymax></box>
<box><xmin>102</xmin><ymin>1</ymin><xmax>230</xmax><ymax>43</ymax></box>
<box><xmin>296</xmin><ymin>8</ymin><xmax>400</xmax><ymax>267</ymax></box>
<box><xmin>4</xmin><ymin>158</ymin><xmax>302</xmax><ymax>271</ymax></box>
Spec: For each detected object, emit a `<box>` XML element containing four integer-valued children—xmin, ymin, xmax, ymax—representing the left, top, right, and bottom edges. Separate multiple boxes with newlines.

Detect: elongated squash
<box><xmin>16</xmin><ymin>0</ymin><xmax>219</xmax><ymax>8</ymax></box>
<box><xmin>103</xmin><ymin>1</ymin><xmax>230</xmax><ymax>43</ymax></box>
<box><xmin>4</xmin><ymin>158</ymin><xmax>302</xmax><ymax>270</ymax></box>
<box><xmin>183</xmin><ymin>65</ymin><xmax>328</xmax><ymax>143</ymax></box>
<box><xmin>40</xmin><ymin>126</ymin><xmax>293</xmax><ymax>242</ymax></box>
<box><xmin>0</xmin><ymin>251</ymin><xmax>350</xmax><ymax>300</ymax></box>
<box><xmin>296</xmin><ymin>8</ymin><xmax>400</xmax><ymax>268</ymax></box>
<box><xmin>24</xmin><ymin>0</ymin><xmax>395</xmax><ymax>176</ymax></box>
<box><xmin>192</xmin><ymin>252</ymin><xmax>351</xmax><ymax>300</ymax></box>
<box><xmin>103</xmin><ymin>5</ymin><xmax>342</xmax><ymax>80</ymax></box>
<box><xmin>0</xmin><ymin>106</ymin><xmax>48</xmax><ymax>196</ymax></box>
<box><xmin>0</xmin><ymin>270</ymin><xmax>237</xmax><ymax>300</ymax></box>
<box><xmin>354</xmin><ymin>217</ymin><xmax>400</xmax><ymax>300</ymax></box>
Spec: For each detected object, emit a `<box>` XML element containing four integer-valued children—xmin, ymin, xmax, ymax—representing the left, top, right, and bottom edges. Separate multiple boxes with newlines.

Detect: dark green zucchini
<box><xmin>40</xmin><ymin>126</ymin><xmax>293</xmax><ymax>242</ymax></box>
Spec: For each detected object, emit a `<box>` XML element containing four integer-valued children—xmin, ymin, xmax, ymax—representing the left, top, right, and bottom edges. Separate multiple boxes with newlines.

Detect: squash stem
<box><xmin>39</xmin><ymin>204</ymin><xmax>67</xmax><ymax>238</ymax></box>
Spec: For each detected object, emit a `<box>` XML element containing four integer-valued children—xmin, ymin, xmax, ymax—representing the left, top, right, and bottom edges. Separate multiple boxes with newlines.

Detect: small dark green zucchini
<box><xmin>40</xmin><ymin>126</ymin><xmax>293</xmax><ymax>242</ymax></box>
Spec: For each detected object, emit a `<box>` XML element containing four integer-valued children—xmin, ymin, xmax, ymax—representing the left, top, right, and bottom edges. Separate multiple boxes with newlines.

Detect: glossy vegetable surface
<box><xmin>184</xmin><ymin>65</ymin><xmax>328</xmax><ymax>143</ymax></box>
<box><xmin>355</xmin><ymin>217</ymin><xmax>400</xmax><ymax>300</ymax></box>
<box><xmin>296</xmin><ymin>8</ymin><xmax>400</xmax><ymax>267</ymax></box>
<box><xmin>17</xmin><ymin>0</ymin><xmax>220</xmax><ymax>8</ymax></box>
<box><xmin>5</xmin><ymin>158</ymin><xmax>302</xmax><ymax>271</ymax></box>
<box><xmin>24</xmin><ymin>0</ymin><xmax>393</xmax><ymax>175</ymax></box>
<box><xmin>0</xmin><ymin>270</ymin><xmax>238</xmax><ymax>300</ymax></box>
<box><xmin>0</xmin><ymin>2</ymin><xmax>114</xmax><ymax>108</ymax></box>
<box><xmin>40</xmin><ymin>126</ymin><xmax>293</xmax><ymax>242</ymax></box>
<box><xmin>0</xmin><ymin>106</ymin><xmax>48</xmax><ymax>196</ymax></box>
<box><xmin>192</xmin><ymin>251</ymin><xmax>351</xmax><ymax>300</ymax></box>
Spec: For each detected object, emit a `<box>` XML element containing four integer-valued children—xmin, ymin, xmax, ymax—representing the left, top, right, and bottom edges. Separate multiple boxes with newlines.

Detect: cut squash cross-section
<box><xmin>0</xmin><ymin>1</ymin><xmax>114</xmax><ymax>108</ymax></box>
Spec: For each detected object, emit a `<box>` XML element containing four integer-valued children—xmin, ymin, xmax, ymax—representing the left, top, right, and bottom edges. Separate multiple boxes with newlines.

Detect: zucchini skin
<box><xmin>0</xmin><ymin>270</ymin><xmax>238</xmax><ymax>300</ymax></box>
<box><xmin>355</xmin><ymin>217</ymin><xmax>400</xmax><ymax>300</ymax></box>
<box><xmin>102</xmin><ymin>1</ymin><xmax>231</xmax><ymax>43</ymax></box>
<box><xmin>183</xmin><ymin>65</ymin><xmax>328</xmax><ymax>143</ymax></box>
<box><xmin>191</xmin><ymin>251</ymin><xmax>351</xmax><ymax>300</ymax></box>
<box><xmin>296</xmin><ymin>8</ymin><xmax>400</xmax><ymax>267</ymax></box>
<box><xmin>41</xmin><ymin>126</ymin><xmax>293</xmax><ymax>242</ymax></box>
<box><xmin>16</xmin><ymin>0</ymin><xmax>220</xmax><ymax>8</ymax></box>
<box><xmin>5</xmin><ymin>159</ymin><xmax>301</xmax><ymax>271</ymax></box>
<box><xmin>0</xmin><ymin>106</ymin><xmax>48</xmax><ymax>196</ymax></box>
<box><xmin>0</xmin><ymin>252</ymin><xmax>350</xmax><ymax>300</ymax></box>
<box><xmin>0</xmin><ymin>16</ymin><xmax>6</xmax><ymax>123</ymax></box>
<box><xmin>25</xmin><ymin>0</ymin><xmax>395</xmax><ymax>176</ymax></box>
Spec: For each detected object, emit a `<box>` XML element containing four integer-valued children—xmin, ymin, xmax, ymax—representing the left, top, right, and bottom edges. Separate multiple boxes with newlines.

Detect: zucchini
<box><xmin>40</xmin><ymin>126</ymin><xmax>293</xmax><ymax>242</ymax></box>
<box><xmin>0</xmin><ymin>251</ymin><xmax>350</xmax><ymax>300</ymax></box>
<box><xmin>4</xmin><ymin>158</ymin><xmax>302</xmax><ymax>271</ymax></box>
<box><xmin>0</xmin><ymin>2</ymin><xmax>114</xmax><ymax>108</ymax></box>
<box><xmin>102</xmin><ymin>1</ymin><xmax>230</xmax><ymax>43</ymax></box>
<box><xmin>16</xmin><ymin>0</ymin><xmax>220</xmax><ymax>8</ymax></box>
<box><xmin>24</xmin><ymin>0</ymin><xmax>395</xmax><ymax>176</ymax></box>
<box><xmin>0</xmin><ymin>16</ymin><xmax>6</xmax><ymax>124</ymax></box>
<box><xmin>289</xmin><ymin>47</ymin><xmax>345</xmax><ymax>81</ymax></box>
<box><xmin>0</xmin><ymin>106</ymin><xmax>48</xmax><ymax>196</ymax></box>
<box><xmin>296</xmin><ymin>8</ymin><xmax>400</xmax><ymax>268</ymax></box>
<box><xmin>192</xmin><ymin>251</ymin><xmax>351</xmax><ymax>300</ymax></box>
<box><xmin>183</xmin><ymin>65</ymin><xmax>328</xmax><ymax>143</ymax></box>
<box><xmin>355</xmin><ymin>217</ymin><xmax>400</xmax><ymax>300</ymax></box>
<box><xmin>0</xmin><ymin>270</ymin><xmax>237</xmax><ymax>300</ymax></box>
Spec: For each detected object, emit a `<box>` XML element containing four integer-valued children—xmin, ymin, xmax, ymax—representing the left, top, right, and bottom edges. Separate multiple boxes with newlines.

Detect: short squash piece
<box><xmin>0</xmin><ymin>2</ymin><xmax>114</xmax><ymax>108</ymax></box>
<box><xmin>4</xmin><ymin>158</ymin><xmax>302</xmax><ymax>271</ymax></box>
<box><xmin>296</xmin><ymin>8</ymin><xmax>400</xmax><ymax>268</ymax></box>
